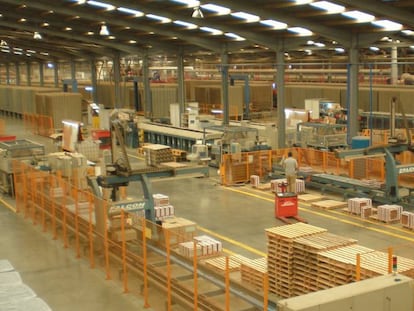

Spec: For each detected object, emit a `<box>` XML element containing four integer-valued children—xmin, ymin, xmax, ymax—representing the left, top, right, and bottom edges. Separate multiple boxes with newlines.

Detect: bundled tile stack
<box><xmin>179</xmin><ymin>235</ymin><xmax>222</xmax><ymax>258</ymax></box>
<box><xmin>250</xmin><ymin>175</ymin><xmax>260</xmax><ymax>188</ymax></box>
<box><xmin>401</xmin><ymin>211</ymin><xmax>414</xmax><ymax>229</ymax></box>
<box><xmin>153</xmin><ymin>193</ymin><xmax>175</xmax><ymax>221</ymax></box>
<box><xmin>347</xmin><ymin>198</ymin><xmax>372</xmax><ymax>215</ymax></box>
<box><xmin>266</xmin><ymin>223</ymin><xmax>327</xmax><ymax>298</ymax></box>
<box><xmin>376</xmin><ymin>204</ymin><xmax>403</xmax><ymax>223</ymax></box>
<box><xmin>271</xmin><ymin>178</ymin><xmax>305</xmax><ymax>193</ymax></box>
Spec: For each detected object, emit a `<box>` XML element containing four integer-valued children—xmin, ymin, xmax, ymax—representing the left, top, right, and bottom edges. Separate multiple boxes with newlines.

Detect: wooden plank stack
<box><xmin>240</xmin><ymin>257</ymin><xmax>267</xmax><ymax>290</ymax></box>
<box><xmin>143</xmin><ymin>144</ymin><xmax>174</xmax><ymax>166</ymax></box>
<box><xmin>347</xmin><ymin>198</ymin><xmax>372</xmax><ymax>215</ymax></box>
<box><xmin>311</xmin><ymin>199</ymin><xmax>347</xmax><ymax>210</ymax></box>
<box><xmin>292</xmin><ymin>232</ymin><xmax>357</xmax><ymax>296</ymax></box>
<box><xmin>401</xmin><ymin>211</ymin><xmax>414</xmax><ymax>229</ymax></box>
<box><xmin>374</xmin><ymin>204</ymin><xmax>403</xmax><ymax>223</ymax></box>
<box><xmin>266</xmin><ymin>223</ymin><xmax>327</xmax><ymax>298</ymax></box>
<box><xmin>204</xmin><ymin>254</ymin><xmax>251</xmax><ymax>273</ymax></box>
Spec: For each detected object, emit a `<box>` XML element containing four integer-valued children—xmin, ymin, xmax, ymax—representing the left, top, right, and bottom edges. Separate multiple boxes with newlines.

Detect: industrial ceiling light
<box><xmin>99</xmin><ymin>24</ymin><xmax>109</xmax><ymax>36</ymax></box>
<box><xmin>192</xmin><ymin>6</ymin><xmax>204</xmax><ymax>19</ymax></box>
<box><xmin>0</xmin><ymin>40</ymin><xmax>7</xmax><ymax>47</ymax></box>
<box><xmin>33</xmin><ymin>31</ymin><xmax>42</xmax><ymax>40</ymax></box>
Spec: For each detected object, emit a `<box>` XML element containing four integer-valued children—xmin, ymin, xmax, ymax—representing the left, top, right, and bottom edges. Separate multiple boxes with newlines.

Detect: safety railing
<box><xmin>220</xmin><ymin>147</ymin><xmax>414</xmax><ymax>188</ymax></box>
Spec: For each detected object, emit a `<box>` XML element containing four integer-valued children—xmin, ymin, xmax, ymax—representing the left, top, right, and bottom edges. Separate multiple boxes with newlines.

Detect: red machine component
<box><xmin>91</xmin><ymin>129</ymin><xmax>111</xmax><ymax>149</ymax></box>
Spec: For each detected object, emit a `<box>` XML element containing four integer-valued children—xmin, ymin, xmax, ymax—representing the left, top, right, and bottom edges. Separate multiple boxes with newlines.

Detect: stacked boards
<box><xmin>266</xmin><ymin>223</ymin><xmax>414</xmax><ymax>298</ymax></box>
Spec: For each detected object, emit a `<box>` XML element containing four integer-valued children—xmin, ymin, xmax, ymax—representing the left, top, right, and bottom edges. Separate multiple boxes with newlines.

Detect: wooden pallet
<box><xmin>204</xmin><ymin>255</ymin><xmax>244</xmax><ymax>272</ymax></box>
<box><xmin>298</xmin><ymin>194</ymin><xmax>325</xmax><ymax>203</ymax></box>
<box><xmin>311</xmin><ymin>199</ymin><xmax>347</xmax><ymax>210</ymax></box>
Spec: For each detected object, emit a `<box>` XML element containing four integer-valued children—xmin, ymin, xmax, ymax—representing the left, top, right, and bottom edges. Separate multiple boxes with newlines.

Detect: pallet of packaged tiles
<box><xmin>193</xmin><ymin>235</ymin><xmax>223</xmax><ymax>257</ymax></box>
<box><xmin>240</xmin><ymin>257</ymin><xmax>267</xmax><ymax>290</ymax></box>
<box><xmin>250</xmin><ymin>175</ymin><xmax>260</xmax><ymax>188</ymax></box>
<box><xmin>371</xmin><ymin>204</ymin><xmax>403</xmax><ymax>223</ymax></box>
<box><xmin>155</xmin><ymin>205</ymin><xmax>175</xmax><ymax>220</ymax></box>
<box><xmin>311</xmin><ymin>199</ymin><xmax>347</xmax><ymax>210</ymax></box>
<box><xmin>361</xmin><ymin>206</ymin><xmax>376</xmax><ymax>219</ymax></box>
<box><xmin>401</xmin><ymin>211</ymin><xmax>414</xmax><ymax>229</ymax></box>
<box><xmin>298</xmin><ymin>193</ymin><xmax>325</xmax><ymax>203</ymax></box>
<box><xmin>204</xmin><ymin>255</ymin><xmax>245</xmax><ymax>273</ymax></box>
<box><xmin>271</xmin><ymin>178</ymin><xmax>305</xmax><ymax>193</ymax></box>
<box><xmin>153</xmin><ymin>193</ymin><xmax>170</xmax><ymax>207</ymax></box>
<box><xmin>347</xmin><ymin>198</ymin><xmax>372</xmax><ymax>215</ymax></box>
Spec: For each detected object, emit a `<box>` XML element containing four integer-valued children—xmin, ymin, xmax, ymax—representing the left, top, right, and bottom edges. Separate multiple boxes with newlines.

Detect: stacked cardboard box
<box><xmin>376</xmin><ymin>204</ymin><xmax>403</xmax><ymax>222</ymax></box>
<box><xmin>143</xmin><ymin>144</ymin><xmax>174</xmax><ymax>166</ymax></box>
<box><xmin>153</xmin><ymin>193</ymin><xmax>175</xmax><ymax>221</ymax></box>
<box><xmin>401</xmin><ymin>211</ymin><xmax>414</xmax><ymax>229</ymax></box>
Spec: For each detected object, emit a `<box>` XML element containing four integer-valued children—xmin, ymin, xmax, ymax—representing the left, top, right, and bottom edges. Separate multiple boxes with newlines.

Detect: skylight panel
<box><xmin>201</xmin><ymin>4</ymin><xmax>231</xmax><ymax>15</ymax></box>
<box><xmin>200</xmin><ymin>26</ymin><xmax>223</xmax><ymax>35</ymax></box>
<box><xmin>170</xmin><ymin>0</ymin><xmax>200</xmax><ymax>7</ymax></box>
<box><xmin>371</xmin><ymin>20</ymin><xmax>402</xmax><ymax>31</ymax></box>
<box><xmin>173</xmin><ymin>20</ymin><xmax>198</xmax><ymax>29</ymax></box>
<box><xmin>86</xmin><ymin>1</ymin><xmax>115</xmax><ymax>10</ymax></box>
<box><xmin>310</xmin><ymin>1</ymin><xmax>345</xmax><ymax>14</ymax></box>
<box><xmin>260</xmin><ymin>20</ymin><xmax>287</xmax><ymax>30</ymax></box>
<box><xmin>288</xmin><ymin>27</ymin><xmax>312</xmax><ymax>36</ymax></box>
<box><xmin>231</xmin><ymin>12</ymin><xmax>260</xmax><ymax>23</ymax></box>
<box><xmin>146</xmin><ymin>14</ymin><xmax>172</xmax><ymax>23</ymax></box>
<box><xmin>117</xmin><ymin>7</ymin><xmax>144</xmax><ymax>17</ymax></box>
<box><xmin>341</xmin><ymin>10</ymin><xmax>374</xmax><ymax>22</ymax></box>
<box><xmin>225</xmin><ymin>33</ymin><xmax>245</xmax><ymax>41</ymax></box>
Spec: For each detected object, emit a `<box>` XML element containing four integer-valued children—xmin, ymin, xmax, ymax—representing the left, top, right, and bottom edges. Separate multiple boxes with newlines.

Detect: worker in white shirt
<box><xmin>283</xmin><ymin>151</ymin><xmax>298</xmax><ymax>193</ymax></box>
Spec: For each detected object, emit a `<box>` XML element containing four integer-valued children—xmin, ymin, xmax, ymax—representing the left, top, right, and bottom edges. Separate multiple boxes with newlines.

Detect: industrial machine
<box><xmin>295</xmin><ymin>122</ymin><xmax>347</xmax><ymax>151</ymax></box>
<box><xmin>0</xmin><ymin>139</ymin><xmax>45</xmax><ymax>195</ymax></box>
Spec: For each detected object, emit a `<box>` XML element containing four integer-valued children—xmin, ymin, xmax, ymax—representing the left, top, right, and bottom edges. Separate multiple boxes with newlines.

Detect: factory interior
<box><xmin>1</xmin><ymin>1</ymin><xmax>414</xmax><ymax>311</ymax></box>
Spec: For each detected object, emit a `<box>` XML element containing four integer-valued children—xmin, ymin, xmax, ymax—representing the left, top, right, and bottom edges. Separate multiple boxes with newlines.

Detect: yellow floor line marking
<box><xmin>223</xmin><ymin>186</ymin><xmax>414</xmax><ymax>243</ymax></box>
<box><xmin>0</xmin><ymin>197</ymin><xmax>16</xmax><ymax>213</ymax></box>
<box><xmin>197</xmin><ymin>225</ymin><xmax>267</xmax><ymax>257</ymax></box>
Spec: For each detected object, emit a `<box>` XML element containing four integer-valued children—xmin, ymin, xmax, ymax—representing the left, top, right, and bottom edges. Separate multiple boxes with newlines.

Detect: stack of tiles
<box><xmin>266</xmin><ymin>223</ymin><xmax>327</xmax><ymax>298</ymax></box>
<box><xmin>271</xmin><ymin>178</ymin><xmax>305</xmax><ymax>193</ymax></box>
<box><xmin>250</xmin><ymin>175</ymin><xmax>260</xmax><ymax>188</ymax></box>
<box><xmin>347</xmin><ymin>198</ymin><xmax>372</xmax><ymax>215</ymax></box>
<box><xmin>153</xmin><ymin>193</ymin><xmax>174</xmax><ymax>221</ymax></box>
<box><xmin>292</xmin><ymin>232</ymin><xmax>357</xmax><ymax>296</ymax></box>
<box><xmin>401</xmin><ymin>211</ymin><xmax>414</xmax><ymax>229</ymax></box>
<box><xmin>179</xmin><ymin>235</ymin><xmax>222</xmax><ymax>258</ymax></box>
<box><xmin>377</xmin><ymin>204</ymin><xmax>403</xmax><ymax>222</ymax></box>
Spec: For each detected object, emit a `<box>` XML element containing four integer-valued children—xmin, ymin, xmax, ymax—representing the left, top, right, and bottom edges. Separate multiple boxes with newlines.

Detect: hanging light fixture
<box><xmin>0</xmin><ymin>40</ymin><xmax>7</xmax><ymax>47</ymax></box>
<box><xmin>33</xmin><ymin>31</ymin><xmax>42</xmax><ymax>39</ymax></box>
<box><xmin>99</xmin><ymin>24</ymin><xmax>110</xmax><ymax>36</ymax></box>
<box><xmin>192</xmin><ymin>6</ymin><xmax>204</xmax><ymax>19</ymax></box>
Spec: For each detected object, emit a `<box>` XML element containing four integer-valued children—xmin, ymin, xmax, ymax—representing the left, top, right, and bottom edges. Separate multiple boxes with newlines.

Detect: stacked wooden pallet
<box><xmin>143</xmin><ymin>144</ymin><xmax>174</xmax><ymax>166</ymax></box>
<box><xmin>401</xmin><ymin>211</ymin><xmax>414</xmax><ymax>229</ymax></box>
<box><xmin>266</xmin><ymin>223</ymin><xmax>327</xmax><ymax>298</ymax></box>
<box><xmin>374</xmin><ymin>204</ymin><xmax>403</xmax><ymax>223</ymax></box>
<box><xmin>292</xmin><ymin>232</ymin><xmax>357</xmax><ymax>296</ymax></box>
<box><xmin>204</xmin><ymin>254</ymin><xmax>251</xmax><ymax>273</ymax></box>
<box><xmin>311</xmin><ymin>199</ymin><xmax>347</xmax><ymax>210</ymax></box>
<box><xmin>347</xmin><ymin>198</ymin><xmax>372</xmax><ymax>215</ymax></box>
<box><xmin>240</xmin><ymin>257</ymin><xmax>267</xmax><ymax>290</ymax></box>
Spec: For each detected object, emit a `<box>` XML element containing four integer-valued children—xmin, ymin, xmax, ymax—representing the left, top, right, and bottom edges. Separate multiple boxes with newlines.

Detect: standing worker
<box><xmin>283</xmin><ymin>151</ymin><xmax>298</xmax><ymax>193</ymax></box>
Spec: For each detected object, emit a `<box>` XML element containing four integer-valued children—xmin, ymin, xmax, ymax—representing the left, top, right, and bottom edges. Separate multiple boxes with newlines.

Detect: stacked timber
<box><xmin>292</xmin><ymin>232</ymin><xmax>357</xmax><ymax>295</ymax></box>
<box><xmin>204</xmin><ymin>254</ymin><xmax>251</xmax><ymax>273</ymax></box>
<box><xmin>240</xmin><ymin>257</ymin><xmax>268</xmax><ymax>290</ymax></box>
<box><xmin>143</xmin><ymin>144</ymin><xmax>174</xmax><ymax>166</ymax></box>
<box><xmin>265</xmin><ymin>223</ymin><xmax>327</xmax><ymax>298</ymax></box>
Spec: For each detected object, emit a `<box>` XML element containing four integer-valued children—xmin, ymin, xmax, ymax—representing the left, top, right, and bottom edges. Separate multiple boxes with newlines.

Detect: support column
<box><xmin>113</xmin><ymin>53</ymin><xmax>121</xmax><ymax>109</ymax></box>
<box><xmin>347</xmin><ymin>44</ymin><xmax>359</xmax><ymax>143</ymax></box>
<box><xmin>142</xmin><ymin>53</ymin><xmax>152</xmax><ymax>119</ymax></box>
<box><xmin>391</xmin><ymin>45</ymin><xmax>398</xmax><ymax>85</ymax></box>
<box><xmin>6</xmin><ymin>64</ymin><xmax>10</xmax><ymax>85</ymax></box>
<box><xmin>26</xmin><ymin>62</ymin><xmax>31</xmax><ymax>86</ymax></box>
<box><xmin>221</xmin><ymin>48</ymin><xmax>229</xmax><ymax>126</ymax></box>
<box><xmin>90</xmin><ymin>58</ymin><xmax>98</xmax><ymax>104</ymax></box>
<box><xmin>70</xmin><ymin>60</ymin><xmax>76</xmax><ymax>82</ymax></box>
<box><xmin>276</xmin><ymin>51</ymin><xmax>286</xmax><ymax>148</ymax></box>
<box><xmin>177</xmin><ymin>49</ymin><xmax>185</xmax><ymax>126</ymax></box>
<box><xmin>15</xmin><ymin>63</ymin><xmax>20</xmax><ymax>86</ymax></box>
<box><xmin>39</xmin><ymin>62</ymin><xmax>44</xmax><ymax>87</ymax></box>
<box><xmin>54</xmin><ymin>61</ymin><xmax>59</xmax><ymax>88</ymax></box>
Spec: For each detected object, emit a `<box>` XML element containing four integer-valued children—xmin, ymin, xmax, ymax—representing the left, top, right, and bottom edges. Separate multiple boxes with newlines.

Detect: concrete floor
<box><xmin>1</xmin><ymin>115</ymin><xmax>414</xmax><ymax>310</ymax></box>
